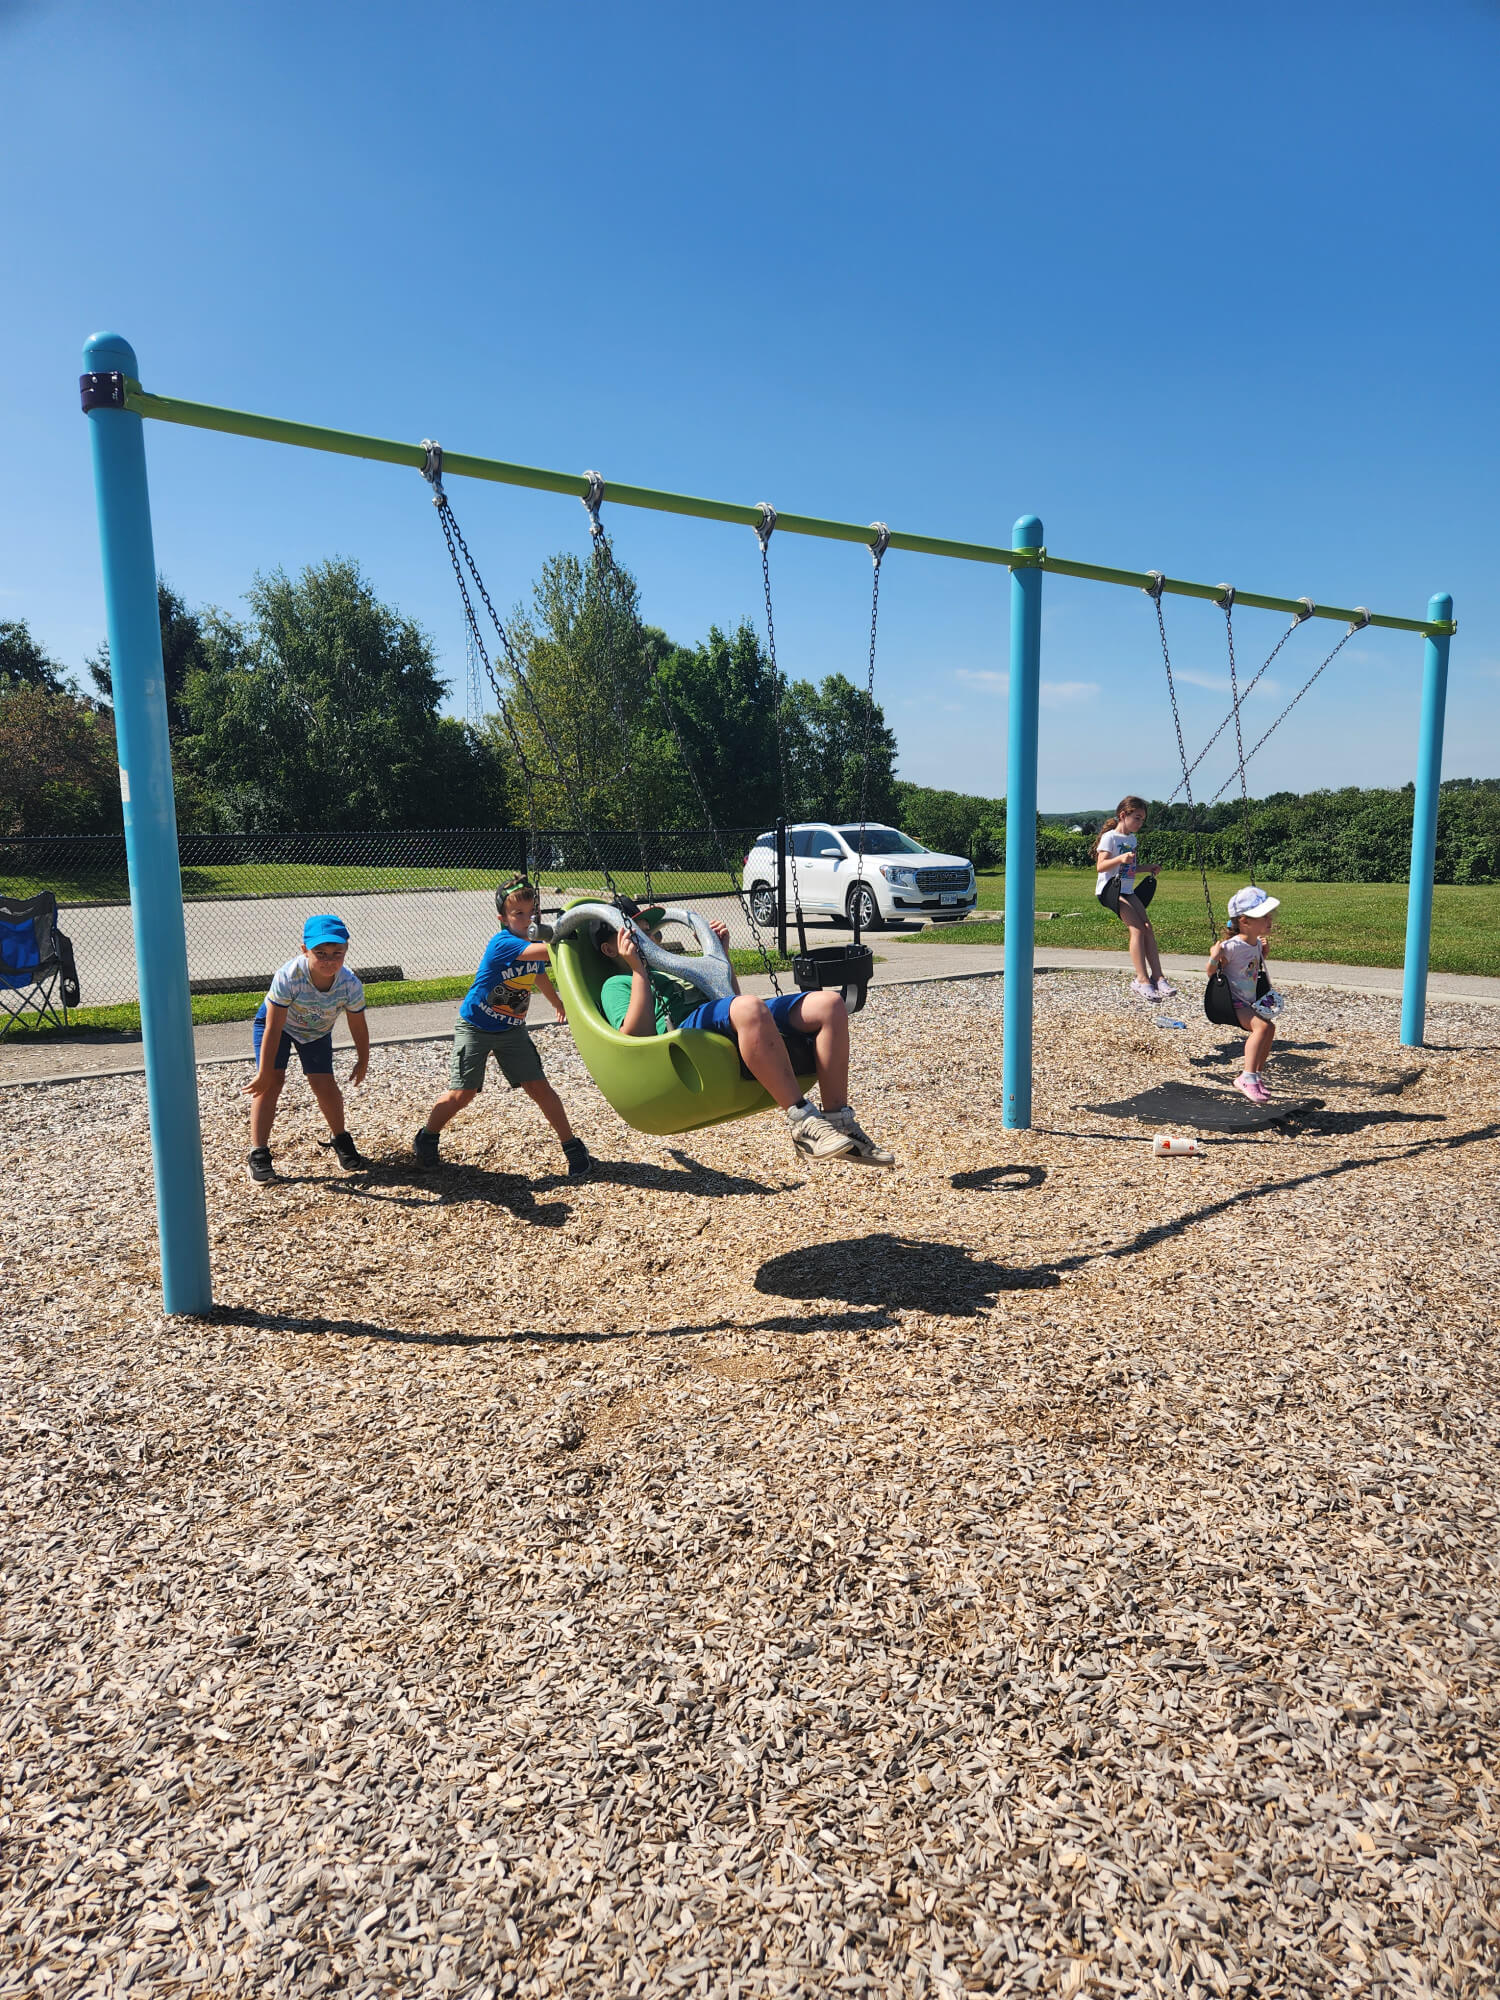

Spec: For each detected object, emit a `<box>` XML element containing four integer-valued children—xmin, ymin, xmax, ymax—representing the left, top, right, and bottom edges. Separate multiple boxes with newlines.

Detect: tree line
<box><xmin>892</xmin><ymin>782</ymin><xmax>1500</xmax><ymax>885</ymax></box>
<box><xmin>5</xmin><ymin>561</ymin><xmax>1497</xmax><ymax>882</ymax></box>
<box><xmin>0</xmin><ymin>552</ymin><xmax>898</xmax><ymax>841</ymax></box>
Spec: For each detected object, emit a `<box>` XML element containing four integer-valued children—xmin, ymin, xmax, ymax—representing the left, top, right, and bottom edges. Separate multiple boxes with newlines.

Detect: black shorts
<box><xmin>1097</xmin><ymin>874</ymin><xmax>1155</xmax><ymax>917</ymax></box>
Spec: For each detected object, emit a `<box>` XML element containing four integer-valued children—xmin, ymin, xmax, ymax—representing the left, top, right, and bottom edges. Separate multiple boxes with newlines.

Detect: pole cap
<box><xmin>1012</xmin><ymin>513</ymin><xmax>1044</xmax><ymax>550</ymax></box>
<box><xmin>83</xmin><ymin>331</ymin><xmax>138</xmax><ymax>376</ymax></box>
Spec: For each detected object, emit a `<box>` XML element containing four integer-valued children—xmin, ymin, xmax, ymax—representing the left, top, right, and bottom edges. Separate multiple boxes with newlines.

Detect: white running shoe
<box><xmin>786</xmin><ymin>1103</ymin><xmax>856</xmax><ymax>1161</ymax></box>
<box><xmin>821</xmin><ymin>1103</ymin><xmax>895</xmax><ymax>1167</ymax></box>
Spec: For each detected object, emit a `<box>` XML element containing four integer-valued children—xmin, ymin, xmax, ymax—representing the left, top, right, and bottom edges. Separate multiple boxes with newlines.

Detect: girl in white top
<box><xmin>1207</xmin><ymin>887</ymin><xmax>1281</xmax><ymax>1104</ymax></box>
<box><xmin>1094</xmin><ymin>795</ymin><xmax>1175</xmax><ymax>1001</ymax></box>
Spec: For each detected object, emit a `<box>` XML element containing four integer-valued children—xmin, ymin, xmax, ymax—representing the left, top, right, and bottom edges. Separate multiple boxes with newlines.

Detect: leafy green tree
<box><xmin>650</xmin><ymin>621</ymin><xmax>782</xmax><ymax>832</ymax></box>
<box><xmin>0</xmin><ymin>686</ymin><xmax>121</xmax><ymax>836</ymax></box>
<box><xmin>780</xmin><ymin>673</ymin><xmax>898</xmax><ymax>824</ymax></box>
<box><xmin>0</xmin><ymin>621</ymin><xmax>70</xmax><ymax>697</ymax></box>
<box><xmin>497</xmin><ymin>551</ymin><xmax>680</xmax><ymax>829</ymax></box>
<box><xmin>892</xmin><ymin>781</ymin><xmax>1005</xmax><ymax>858</ymax></box>
<box><xmin>176</xmin><ymin>557</ymin><xmax>504</xmax><ymax>830</ymax></box>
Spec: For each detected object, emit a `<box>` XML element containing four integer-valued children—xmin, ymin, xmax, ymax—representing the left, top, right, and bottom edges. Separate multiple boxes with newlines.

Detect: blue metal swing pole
<box><xmin>82</xmin><ymin>333</ymin><xmax>213</xmax><ymax>1315</ymax></box>
<box><xmin>1003</xmin><ymin>516</ymin><xmax>1044</xmax><ymax>1130</ymax></box>
<box><xmin>1400</xmin><ymin>592</ymin><xmax>1454</xmax><ymax>1048</ymax></box>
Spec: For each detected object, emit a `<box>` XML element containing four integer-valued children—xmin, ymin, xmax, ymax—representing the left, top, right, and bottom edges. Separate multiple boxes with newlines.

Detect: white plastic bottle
<box><xmin>1153</xmin><ymin>1133</ymin><xmax>1201</xmax><ymax>1157</ymax></box>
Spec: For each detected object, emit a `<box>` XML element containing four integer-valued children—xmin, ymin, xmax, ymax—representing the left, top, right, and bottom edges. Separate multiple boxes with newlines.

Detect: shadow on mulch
<box><xmin>528</xmin><ymin>1151</ymin><xmax>790</xmax><ymax>1200</ymax></box>
<box><xmin>1071</xmin><ymin>1118</ymin><xmax>1500</xmax><ymax>1269</ymax></box>
<box><xmin>950</xmin><ymin>1163</ymin><xmax>1048</xmax><ymax>1193</ymax></box>
<box><xmin>319</xmin><ymin>1161</ymin><xmax>570</xmax><ymax>1226</ymax></box>
<box><xmin>206</xmin><ymin>1303</ymin><xmax>514</xmax><ymax>1348</ymax></box>
<box><xmin>754</xmin><ymin>1234</ymin><xmax>1060</xmax><ymax>1317</ymax></box>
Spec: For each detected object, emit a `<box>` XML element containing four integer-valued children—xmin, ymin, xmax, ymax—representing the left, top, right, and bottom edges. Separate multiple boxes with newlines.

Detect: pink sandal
<box><xmin>1234</xmin><ymin>1073</ymin><xmax>1270</xmax><ymax>1106</ymax></box>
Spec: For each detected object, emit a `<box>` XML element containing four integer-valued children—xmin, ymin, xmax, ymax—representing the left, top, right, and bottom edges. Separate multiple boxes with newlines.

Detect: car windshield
<box><xmin>835</xmin><ymin>827</ymin><xmax>930</xmax><ymax>856</ymax></box>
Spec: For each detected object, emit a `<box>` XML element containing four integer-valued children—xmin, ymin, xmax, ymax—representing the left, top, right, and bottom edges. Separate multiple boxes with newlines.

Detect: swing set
<box><xmin>79</xmin><ymin>331</ymin><xmax>1457</xmax><ymax>1314</ymax></box>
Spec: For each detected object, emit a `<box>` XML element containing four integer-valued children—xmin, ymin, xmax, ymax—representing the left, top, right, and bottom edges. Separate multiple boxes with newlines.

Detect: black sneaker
<box><xmin>561</xmin><ymin>1137</ymin><xmax>592</xmax><ymax>1178</ymax></box>
<box><xmin>331</xmin><ymin>1132</ymin><xmax>366</xmax><ymax>1172</ymax></box>
<box><xmin>413</xmin><ymin>1126</ymin><xmax>440</xmax><ymax>1169</ymax></box>
<box><xmin>247</xmin><ymin>1147</ymin><xmax>276</xmax><ymax>1184</ymax></box>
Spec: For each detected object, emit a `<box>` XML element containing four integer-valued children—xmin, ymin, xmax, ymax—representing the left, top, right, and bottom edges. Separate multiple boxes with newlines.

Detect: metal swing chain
<box><xmin>1148</xmin><ymin>573</ymin><xmax>1218</xmax><ymax>941</ymax></box>
<box><xmin>1166</xmin><ymin>604</ymin><xmax>1310</xmax><ymax>806</ymax></box>
<box><xmin>422</xmin><ymin>442</ymin><xmax>622</xmax><ymax>901</ymax></box>
<box><xmin>1218</xmin><ymin>586</ymin><xmax>1256</xmax><ymax>883</ymax></box>
<box><xmin>757</xmin><ymin>504</ymin><xmax>807</xmax><ymax>948</ymax></box>
<box><xmin>1204</xmin><ymin>614</ymin><xmax>1367</xmax><ymax>807</ymax></box>
<box><xmin>582</xmin><ymin>475</ymin><xmax>655</xmax><ymax>907</ymax></box>
<box><xmin>849</xmin><ymin>524</ymin><xmax>890</xmax><ymax>942</ymax></box>
<box><xmin>582</xmin><ymin>482</ymin><xmax>782</xmax><ymax>989</ymax></box>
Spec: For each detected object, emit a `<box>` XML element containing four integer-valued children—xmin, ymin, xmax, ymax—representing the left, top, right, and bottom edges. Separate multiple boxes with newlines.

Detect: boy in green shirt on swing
<box><xmin>595</xmin><ymin>900</ymin><xmax>893</xmax><ymax>1166</ymax></box>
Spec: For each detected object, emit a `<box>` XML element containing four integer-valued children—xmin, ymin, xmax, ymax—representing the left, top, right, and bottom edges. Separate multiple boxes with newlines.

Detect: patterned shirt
<box><xmin>459</xmin><ymin>930</ymin><xmax>544</xmax><ymax>1033</ymax></box>
<box><xmin>1096</xmin><ymin>828</ymin><xmax>1139</xmax><ymax>896</ymax></box>
<box><xmin>266</xmin><ymin>956</ymin><xmax>366</xmax><ymax>1044</ymax></box>
<box><xmin>1220</xmin><ymin>933</ymin><xmax>1266</xmax><ymax>1008</ymax></box>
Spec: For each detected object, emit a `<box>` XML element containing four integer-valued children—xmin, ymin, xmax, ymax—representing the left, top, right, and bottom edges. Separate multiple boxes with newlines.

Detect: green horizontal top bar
<box><xmin>122</xmin><ymin>382</ymin><xmax>1455</xmax><ymax>638</ymax></box>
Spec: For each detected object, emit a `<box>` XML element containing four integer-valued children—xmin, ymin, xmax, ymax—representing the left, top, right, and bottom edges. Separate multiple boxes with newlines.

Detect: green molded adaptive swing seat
<box><xmin>548</xmin><ymin>908</ymin><xmax>813</xmax><ymax>1138</ymax></box>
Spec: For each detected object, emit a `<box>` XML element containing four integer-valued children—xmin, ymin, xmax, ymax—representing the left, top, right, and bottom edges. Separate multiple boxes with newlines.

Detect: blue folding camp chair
<box><xmin>0</xmin><ymin>893</ymin><xmax>80</xmax><ymax>1038</ymax></box>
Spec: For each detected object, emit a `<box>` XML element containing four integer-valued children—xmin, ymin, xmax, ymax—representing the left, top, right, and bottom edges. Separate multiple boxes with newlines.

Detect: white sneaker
<box><xmin>786</xmin><ymin>1103</ymin><xmax>856</xmax><ymax>1161</ymax></box>
<box><xmin>821</xmin><ymin>1104</ymin><xmax>895</xmax><ymax>1167</ymax></box>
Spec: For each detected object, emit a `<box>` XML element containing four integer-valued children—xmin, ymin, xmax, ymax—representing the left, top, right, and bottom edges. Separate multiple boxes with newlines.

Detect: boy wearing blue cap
<box><xmin>245</xmin><ymin>914</ymin><xmax>370</xmax><ymax>1183</ymax></box>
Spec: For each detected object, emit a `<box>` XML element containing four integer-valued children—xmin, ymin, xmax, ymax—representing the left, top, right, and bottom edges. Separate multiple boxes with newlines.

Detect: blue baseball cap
<box><xmin>302</xmin><ymin>913</ymin><xmax>350</xmax><ymax>950</ymax></box>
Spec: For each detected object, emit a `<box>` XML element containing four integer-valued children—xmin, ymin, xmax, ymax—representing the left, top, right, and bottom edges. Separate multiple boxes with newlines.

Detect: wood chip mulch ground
<box><xmin>3</xmin><ymin>973</ymin><xmax>1498</xmax><ymax>1999</ymax></box>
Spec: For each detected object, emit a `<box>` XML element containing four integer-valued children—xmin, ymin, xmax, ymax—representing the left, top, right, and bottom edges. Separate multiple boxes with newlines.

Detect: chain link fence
<box><xmin>0</xmin><ymin>828</ymin><xmax>772</xmax><ymax>1006</ymax></box>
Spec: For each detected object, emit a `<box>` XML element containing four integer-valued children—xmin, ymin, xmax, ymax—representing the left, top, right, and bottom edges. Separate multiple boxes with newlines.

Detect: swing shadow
<box><xmin>1048</xmin><ymin>1118</ymin><xmax>1500</xmax><ymax>1273</ymax></box>
<box><xmin>950</xmin><ymin>1163</ymin><xmax>1048</xmax><ymax>1192</ymax></box>
<box><xmin>754</xmin><ymin>1234</ymin><xmax>1060</xmax><ymax>1318</ymax></box>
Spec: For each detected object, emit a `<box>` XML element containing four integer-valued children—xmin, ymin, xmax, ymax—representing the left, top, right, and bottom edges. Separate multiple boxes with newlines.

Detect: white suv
<box><xmin>742</xmin><ymin>823</ymin><xmax>977</xmax><ymax>931</ymax></box>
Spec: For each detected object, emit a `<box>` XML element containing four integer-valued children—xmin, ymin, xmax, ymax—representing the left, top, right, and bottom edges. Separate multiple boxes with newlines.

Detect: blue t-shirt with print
<box><xmin>459</xmin><ymin>930</ymin><xmax>542</xmax><ymax>1033</ymax></box>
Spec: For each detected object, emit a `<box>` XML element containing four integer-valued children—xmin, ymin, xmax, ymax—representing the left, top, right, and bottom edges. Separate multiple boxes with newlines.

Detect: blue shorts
<box><xmin>682</xmin><ymin>991</ymin><xmax>806</xmax><ymax>1038</ymax></box>
<box><xmin>252</xmin><ymin>1004</ymin><xmax>336</xmax><ymax>1076</ymax></box>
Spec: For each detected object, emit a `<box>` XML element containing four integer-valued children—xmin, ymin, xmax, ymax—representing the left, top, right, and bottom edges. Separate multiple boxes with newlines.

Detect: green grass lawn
<box><xmin>2</xmin><ymin>864</ymin><xmax>748</xmax><ymax>907</ymax></box>
<box><xmin>0</xmin><ymin>949</ymin><xmax>796</xmax><ymax>1044</ymax></box>
<box><xmin>893</xmin><ymin>869</ymin><xmax>1500</xmax><ymax>978</ymax></box>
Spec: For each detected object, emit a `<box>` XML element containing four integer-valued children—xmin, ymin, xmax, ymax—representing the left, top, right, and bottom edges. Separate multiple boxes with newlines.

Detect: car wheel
<box><xmin>749</xmin><ymin>882</ymin><xmax>777</xmax><ymax>928</ymax></box>
<box><xmin>846</xmin><ymin>884</ymin><xmax>885</xmax><ymax>933</ymax></box>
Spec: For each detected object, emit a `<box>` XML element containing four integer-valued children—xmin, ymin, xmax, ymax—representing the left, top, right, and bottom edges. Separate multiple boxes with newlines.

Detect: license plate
<box><xmin>940</xmin><ymin>893</ymin><xmax>960</xmax><ymax>905</ymax></box>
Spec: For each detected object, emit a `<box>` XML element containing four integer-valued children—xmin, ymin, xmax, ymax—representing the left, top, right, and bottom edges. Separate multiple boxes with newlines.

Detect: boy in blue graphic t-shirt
<box><xmin>413</xmin><ymin>879</ymin><xmax>592</xmax><ymax>1178</ymax></box>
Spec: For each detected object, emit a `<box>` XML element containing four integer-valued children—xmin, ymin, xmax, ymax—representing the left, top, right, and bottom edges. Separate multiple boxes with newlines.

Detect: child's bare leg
<box><xmin>1244</xmin><ymin>1016</ymin><xmax>1275</xmax><ymax>1073</ymax></box>
<box><xmin>423</xmin><ymin>1087</ymin><xmax>479</xmax><ymax>1135</ymax></box>
<box><xmin>307</xmin><ymin>1073</ymin><xmax>348</xmax><ymax>1136</ymax></box>
<box><xmin>1140</xmin><ymin>919</ymin><xmax>1165</xmax><ymax>984</ymax></box>
<box><xmin>1118</xmin><ymin>898</ymin><xmax>1151</xmax><ymax>982</ymax></box>
<box><xmin>249</xmin><ymin>1072</ymin><xmax>286</xmax><ymax>1150</ymax></box>
<box><xmin>727</xmin><ymin>995</ymin><xmax>803</xmax><ymax>1109</ymax></box>
<box><xmin>787</xmin><ymin>990</ymin><xmax>850</xmax><ymax>1112</ymax></box>
<box><xmin>521</xmin><ymin>1077</ymin><xmax>574</xmax><ymax>1142</ymax></box>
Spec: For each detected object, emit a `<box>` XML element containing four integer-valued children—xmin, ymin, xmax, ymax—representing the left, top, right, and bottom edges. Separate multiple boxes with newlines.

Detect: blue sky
<box><xmin>3</xmin><ymin>0</ymin><xmax>1496</xmax><ymax>811</ymax></box>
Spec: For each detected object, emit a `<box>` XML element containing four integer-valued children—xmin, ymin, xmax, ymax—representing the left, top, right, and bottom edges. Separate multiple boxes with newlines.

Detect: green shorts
<box><xmin>450</xmin><ymin>1021</ymin><xmax>545</xmax><ymax>1092</ymax></box>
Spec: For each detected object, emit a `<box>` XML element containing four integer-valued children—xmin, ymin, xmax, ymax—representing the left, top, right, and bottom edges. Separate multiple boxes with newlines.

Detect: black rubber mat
<box><xmin>1083</xmin><ymin>1079</ymin><xmax>1320</xmax><ymax>1131</ymax></box>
